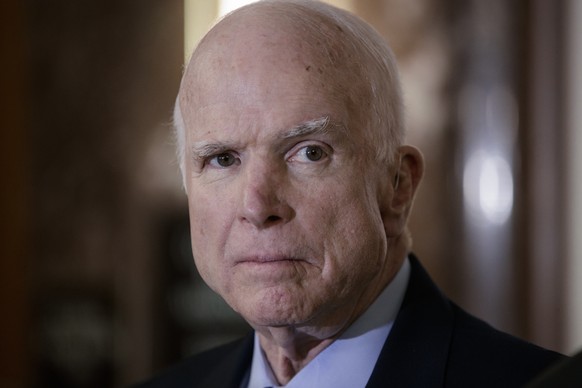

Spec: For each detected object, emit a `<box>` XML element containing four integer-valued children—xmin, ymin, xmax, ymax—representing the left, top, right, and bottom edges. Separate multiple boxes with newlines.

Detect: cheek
<box><xmin>315</xmin><ymin>179</ymin><xmax>387</xmax><ymax>270</ymax></box>
<box><xmin>186</xmin><ymin>191</ymin><xmax>233</xmax><ymax>285</ymax></box>
<box><xmin>188</xmin><ymin>184</ymin><xmax>235</xmax><ymax>241</ymax></box>
<box><xmin>188</xmin><ymin>194</ymin><xmax>212</xmax><ymax>244</ymax></box>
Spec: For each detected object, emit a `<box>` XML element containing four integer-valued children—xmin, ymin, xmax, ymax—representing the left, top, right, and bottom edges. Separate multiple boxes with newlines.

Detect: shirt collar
<box><xmin>246</xmin><ymin>257</ymin><xmax>411</xmax><ymax>388</ymax></box>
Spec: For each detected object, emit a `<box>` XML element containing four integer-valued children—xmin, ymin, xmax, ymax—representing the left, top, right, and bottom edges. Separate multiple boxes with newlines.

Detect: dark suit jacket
<box><xmin>526</xmin><ymin>349</ymin><xmax>582</xmax><ymax>388</ymax></box>
<box><xmin>134</xmin><ymin>255</ymin><xmax>563</xmax><ymax>387</ymax></box>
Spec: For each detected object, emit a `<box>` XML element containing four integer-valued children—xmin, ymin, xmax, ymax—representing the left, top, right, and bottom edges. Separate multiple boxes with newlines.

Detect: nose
<box><xmin>238</xmin><ymin>159</ymin><xmax>294</xmax><ymax>229</ymax></box>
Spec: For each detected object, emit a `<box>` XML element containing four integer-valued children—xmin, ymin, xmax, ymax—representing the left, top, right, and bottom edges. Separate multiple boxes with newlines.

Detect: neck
<box><xmin>257</xmin><ymin>327</ymin><xmax>336</xmax><ymax>385</ymax></box>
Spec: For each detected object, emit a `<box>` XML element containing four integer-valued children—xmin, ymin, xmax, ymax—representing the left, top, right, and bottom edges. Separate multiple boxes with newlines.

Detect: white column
<box><xmin>184</xmin><ymin>0</ymin><xmax>218</xmax><ymax>63</ymax></box>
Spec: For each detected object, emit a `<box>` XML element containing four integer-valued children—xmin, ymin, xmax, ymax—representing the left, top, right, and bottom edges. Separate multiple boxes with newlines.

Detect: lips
<box><xmin>227</xmin><ymin>240</ymin><xmax>317</xmax><ymax>268</ymax></box>
<box><xmin>235</xmin><ymin>254</ymin><xmax>302</xmax><ymax>265</ymax></box>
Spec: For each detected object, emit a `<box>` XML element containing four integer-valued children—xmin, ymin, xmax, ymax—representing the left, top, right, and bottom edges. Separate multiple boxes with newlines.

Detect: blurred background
<box><xmin>1</xmin><ymin>0</ymin><xmax>581</xmax><ymax>387</ymax></box>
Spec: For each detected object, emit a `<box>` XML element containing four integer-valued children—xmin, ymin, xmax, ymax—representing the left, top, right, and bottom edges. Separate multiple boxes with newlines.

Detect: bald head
<box><xmin>174</xmin><ymin>1</ymin><xmax>425</xmax><ymax>357</ymax></box>
<box><xmin>175</xmin><ymin>0</ymin><xmax>404</xmax><ymax>175</ymax></box>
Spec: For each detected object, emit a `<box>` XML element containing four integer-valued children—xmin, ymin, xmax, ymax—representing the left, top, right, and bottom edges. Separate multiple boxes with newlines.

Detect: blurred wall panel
<box><xmin>520</xmin><ymin>0</ymin><xmax>566</xmax><ymax>351</ymax></box>
<box><xmin>24</xmin><ymin>1</ymin><xmax>185</xmax><ymax>386</ymax></box>
<box><xmin>0</xmin><ymin>1</ymin><xmax>31</xmax><ymax>387</ymax></box>
<box><xmin>565</xmin><ymin>0</ymin><xmax>582</xmax><ymax>354</ymax></box>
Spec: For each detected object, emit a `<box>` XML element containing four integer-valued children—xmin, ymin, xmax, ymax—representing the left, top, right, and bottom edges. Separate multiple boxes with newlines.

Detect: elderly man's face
<box><xmin>180</xmin><ymin>24</ymin><xmax>400</xmax><ymax>330</ymax></box>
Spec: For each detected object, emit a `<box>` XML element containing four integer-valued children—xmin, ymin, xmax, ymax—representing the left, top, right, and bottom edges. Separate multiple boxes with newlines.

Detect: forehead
<box><xmin>184</xmin><ymin>20</ymin><xmax>340</xmax><ymax>90</ymax></box>
<box><xmin>182</xmin><ymin>80</ymin><xmax>347</xmax><ymax>147</ymax></box>
<box><xmin>180</xmin><ymin>26</ymin><xmax>357</xmax><ymax>135</ymax></box>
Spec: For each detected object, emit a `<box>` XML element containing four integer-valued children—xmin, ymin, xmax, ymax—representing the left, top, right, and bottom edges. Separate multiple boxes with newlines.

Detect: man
<box><xmin>137</xmin><ymin>1</ymin><xmax>562</xmax><ymax>386</ymax></box>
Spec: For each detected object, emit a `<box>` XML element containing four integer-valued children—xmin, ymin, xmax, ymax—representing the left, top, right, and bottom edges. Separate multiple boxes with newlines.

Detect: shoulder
<box><xmin>526</xmin><ymin>349</ymin><xmax>582</xmax><ymax>387</ymax></box>
<box><xmin>445</xmin><ymin>302</ymin><xmax>564</xmax><ymax>387</ymax></box>
<box><xmin>387</xmin><ymin>255</ymin><xmax>564</xmax><ymax>387</ymax></box>
<box><xmin>131</xmin><ymin>334</ymin><xmax>253</xmax><ymax>388</ymax></box>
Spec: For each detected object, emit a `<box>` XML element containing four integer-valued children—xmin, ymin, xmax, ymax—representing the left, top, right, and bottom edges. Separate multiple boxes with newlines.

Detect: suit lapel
<box><xmin>366</xmin><ymin>255</ymin><xmax>453</xmax><ymax>388</ymax></box>
<box><xmin>199</xmin><ymin>332</ymin><xmax>254</xmax><ymax>388</ymax></box>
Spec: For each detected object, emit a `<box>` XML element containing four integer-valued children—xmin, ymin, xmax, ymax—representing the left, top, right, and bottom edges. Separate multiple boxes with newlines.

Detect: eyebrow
<box><xmin>282</xmin><ymin>116</ymin><xmax>332</xmax><ymax>139</ymax></box>
<box><xmin>190</xmin><ymin>141</ymin><xmax>235</xmax><ymax>163</ymax></box>
<box><xmin>189</xmin><ymin>116</ymin><xmax>347</xmax><ymax>162</ymax></box>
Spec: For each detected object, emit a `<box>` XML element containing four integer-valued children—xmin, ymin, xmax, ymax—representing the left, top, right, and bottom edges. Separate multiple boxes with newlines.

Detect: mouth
<box><xmin>231</xmin><ymin>252</ymin><xmax>319</xmax><ymax>283</ymax></box>
<box><xmin>235</xmin><ymin>255</ymin><xmax>302</xmax><ymax>265</ymax></box>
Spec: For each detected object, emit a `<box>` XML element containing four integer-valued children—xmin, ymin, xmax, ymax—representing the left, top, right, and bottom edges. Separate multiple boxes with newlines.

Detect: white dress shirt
<box><xmin>245</xmin><ymin>257</ymin><xmax>411</xmax><ymax>388</ymax></box>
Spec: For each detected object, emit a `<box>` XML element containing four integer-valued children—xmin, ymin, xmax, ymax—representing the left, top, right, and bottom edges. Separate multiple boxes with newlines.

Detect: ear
<box><xmin>380</xmin><ymin>145</ymin><xmax>424</xmax><ymax>237</ymax></box>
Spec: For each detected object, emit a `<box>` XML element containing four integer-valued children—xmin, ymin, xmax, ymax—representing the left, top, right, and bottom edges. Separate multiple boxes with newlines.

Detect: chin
<box><xmin>239</xmin><ymin>298</ymin><xmax>314</xmax><ymax>329</ymax></box>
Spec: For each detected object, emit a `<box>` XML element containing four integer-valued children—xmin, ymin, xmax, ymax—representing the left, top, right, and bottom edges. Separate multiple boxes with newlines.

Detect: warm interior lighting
<box><xmin>182</xmin><ymin>0</ymin><xmax>259</xmax><ymax>64</ymax></box>
<box><xmin>219</xmin><ymin>0</ymin><xmax>256</xmax><ymax>16</ymax></box>
<box><xmin>183</xmin><ymin>0</ymin><xmax>217</xmax><ymax>63</ymax></box>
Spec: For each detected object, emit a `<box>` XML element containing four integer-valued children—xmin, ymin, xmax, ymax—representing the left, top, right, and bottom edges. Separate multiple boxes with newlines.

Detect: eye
<box><xmin>208</xmin><ymin>152</ymin><xmax>240</xmax><ymax>168</ymax></box>
<box><xmin>304</xmin><ymin>145</ymin><xmax>324</xmax><ymax>161</ymax></box>
<box><xmin>294</xmin><ymin>145</ymin><xmax>327</xmax><ymax>162</ymax></box>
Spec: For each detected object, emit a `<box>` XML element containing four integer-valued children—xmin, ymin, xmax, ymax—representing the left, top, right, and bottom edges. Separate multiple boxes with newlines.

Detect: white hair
<box><xmin>174</xmin><ymin>0</ymin><xmax>404</xmax><ymax>176</ymax></box>
<box><xmin>173</xmin><ymin>97</ymin><xmax>187</xmax><ymax>185</ymax></box>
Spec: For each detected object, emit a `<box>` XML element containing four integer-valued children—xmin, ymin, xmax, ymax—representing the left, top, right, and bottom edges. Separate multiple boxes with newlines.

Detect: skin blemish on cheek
<box><xmin>305</xmin><ymin>65</ymin><xmax>311</xmax><ymax>71</ymax></box>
